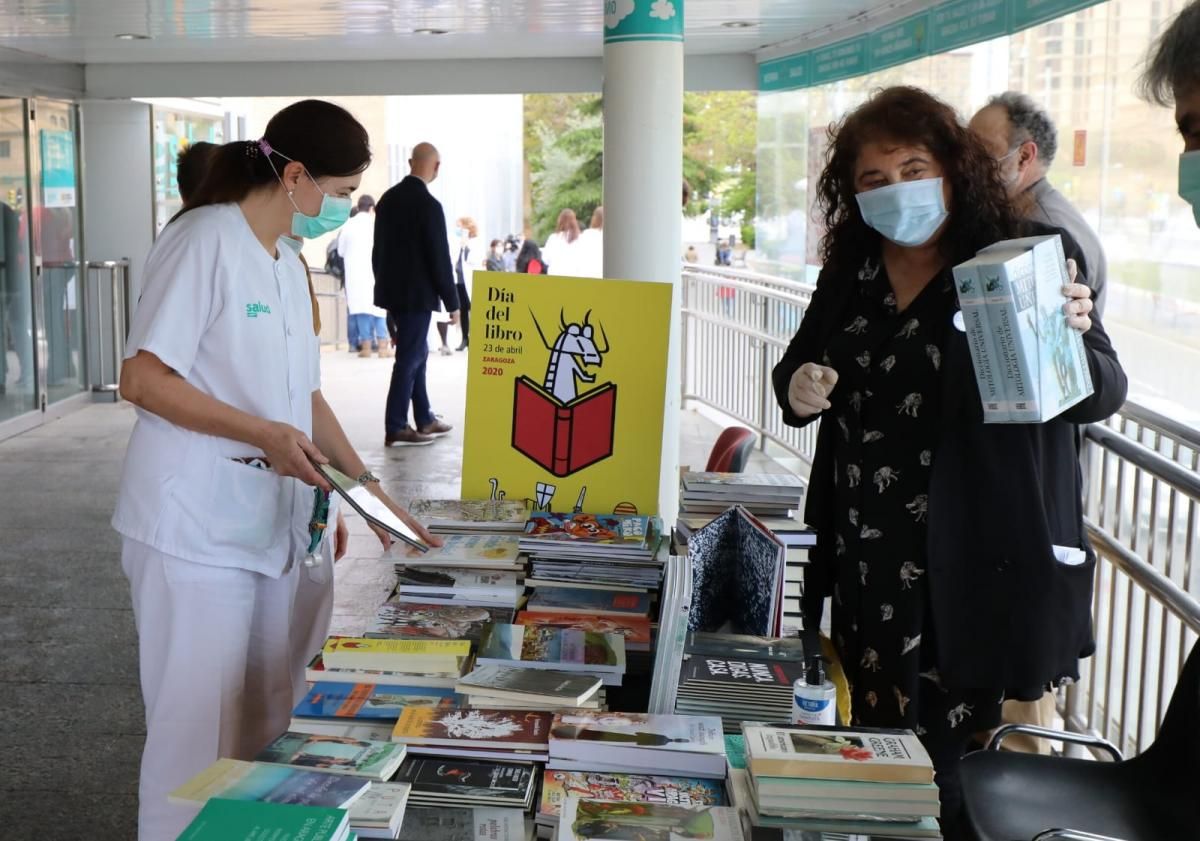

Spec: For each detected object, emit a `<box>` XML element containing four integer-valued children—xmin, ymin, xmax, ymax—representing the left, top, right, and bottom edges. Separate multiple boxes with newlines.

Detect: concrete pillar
<box><xmin>602</xmin><ymin>0</ymin><xmax>684</xmax><ymax>524</ymax></box>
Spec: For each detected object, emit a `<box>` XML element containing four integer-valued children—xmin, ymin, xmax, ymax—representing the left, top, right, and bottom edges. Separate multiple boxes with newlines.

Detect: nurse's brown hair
<box><xmin>180</xmin><ymin>100</ymin><xmax>371</xmax><ymax>215</ymax></box>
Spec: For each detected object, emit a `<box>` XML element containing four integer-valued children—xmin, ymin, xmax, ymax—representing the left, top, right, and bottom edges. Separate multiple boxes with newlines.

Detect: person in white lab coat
<box><xmin>335</xmin><ymin>194</ymin><xmax>392</xmax><ymax>357</ymax></box>
<box><xmin>575</xmin><ymin>205</ymin><xmax>604</xmax><ymax>278</ymax></box>
<box><xmin>541</xmin><ymin>208</ymin><xmax>582</xmax><ymax>276</ymax></box>
<box><xmin>112</xmin><ymin>100</ymin><xmax>438</xmax><ymax>841</ymax></box>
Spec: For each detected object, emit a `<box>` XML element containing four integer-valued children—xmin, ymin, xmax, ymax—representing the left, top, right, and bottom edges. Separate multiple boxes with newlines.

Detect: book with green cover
<box><xmin>176</xmin><ymin>797</ymin><xmax>350</xmax><ymax>841</ymax></box>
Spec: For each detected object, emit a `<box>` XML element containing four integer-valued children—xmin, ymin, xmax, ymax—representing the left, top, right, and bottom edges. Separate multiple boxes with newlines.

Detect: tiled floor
<box><xmin>0</xmin><ymin>346</ymin><xmax>788</xmax><ymax>839</ymax></box>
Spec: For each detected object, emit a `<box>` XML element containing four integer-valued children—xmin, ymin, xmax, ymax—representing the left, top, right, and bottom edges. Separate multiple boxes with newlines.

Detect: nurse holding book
<box><xmin>111</xmin><ymin>100</ymin><xmax>438</xmax><ymax>841</ymax></box>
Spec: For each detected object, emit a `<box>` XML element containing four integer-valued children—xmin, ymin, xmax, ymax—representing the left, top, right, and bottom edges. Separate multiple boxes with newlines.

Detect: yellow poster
<box><xmin>461</xmin><ymin>272</ymin><xmax>673</xmax><ymax>517</ymax></box>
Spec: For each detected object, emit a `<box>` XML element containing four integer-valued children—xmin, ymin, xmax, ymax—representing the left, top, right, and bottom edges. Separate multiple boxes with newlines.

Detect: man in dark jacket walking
<box><xmin>373</xmin><ymin>142</ymin><xmax>459</xmax><ymax>447</ymax></box>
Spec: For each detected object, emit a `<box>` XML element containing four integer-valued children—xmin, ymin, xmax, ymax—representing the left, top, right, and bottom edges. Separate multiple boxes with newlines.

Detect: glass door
<box><xmin>0</xmin><ymin>98</ymin><xmax>35</xmax><ymax>423</ymax></box>
<box><xmin>30</xmin><ymin>99</ymin><xmax>84</xmax><ymax>405</ymax></box>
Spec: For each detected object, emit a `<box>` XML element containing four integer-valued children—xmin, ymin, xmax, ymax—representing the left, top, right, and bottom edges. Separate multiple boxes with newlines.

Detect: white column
<box><xmin>602</xmin><ymin>0</ymin><xmax>684</xmax><ymax>524</ymax></box>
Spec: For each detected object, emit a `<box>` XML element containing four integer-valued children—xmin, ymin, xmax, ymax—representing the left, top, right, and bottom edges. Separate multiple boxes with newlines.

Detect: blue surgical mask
<box><xmin>855</xmin><ymin>177</ymin><xmax>949</xmax><ymax>247</ymax></box>
<box><xmin>1180</xmin><ymin>150</ymin><xmax>1200</xmax><ymax>228</ymax></box>
<box><xmin>279</xmin><ymin>236</ymin><xmax>303</xmax><ymax>257</ymax></box>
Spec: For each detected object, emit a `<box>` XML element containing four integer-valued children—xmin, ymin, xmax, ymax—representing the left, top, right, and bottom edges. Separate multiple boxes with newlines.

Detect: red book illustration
<box><xmin>514</xmin><ymin>309</ymin><xmax>617</xmax><ymax>477</ymax></box>
<box><xmin>512</xmin><ymin>376</ymin><xmax>616</xmax><ymax>477</ymax></box>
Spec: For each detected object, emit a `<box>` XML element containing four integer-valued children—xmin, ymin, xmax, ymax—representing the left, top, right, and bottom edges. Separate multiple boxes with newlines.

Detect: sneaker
<box><xmin>438</xmin><ymin>346</ymin><xmax>453</xmax><ymax>356</ymax></box>
<box><xmin>384</xmin><ymin>427</ymin><xmax>436</xmax><ymax>447</ymax></box>
<box><xmin>417</xmin><ymin>419</ymin><xmax>453</xmax><ymax>438</ymax></box>
<box><xmin>358</xmin><ymin>346</ymin><xmax>373</xmax><ymax>358</ymax></box>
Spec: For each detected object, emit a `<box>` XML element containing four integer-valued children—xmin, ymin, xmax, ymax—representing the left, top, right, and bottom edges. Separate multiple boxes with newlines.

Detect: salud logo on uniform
<box><xmin>245</xmin><ymin>302</ymin><xmax>272</xmax><ymax>318</ymax></box>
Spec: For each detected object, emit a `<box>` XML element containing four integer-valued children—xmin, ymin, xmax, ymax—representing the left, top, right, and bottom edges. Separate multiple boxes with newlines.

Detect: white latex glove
<box><xmin>787</xmin><ymin>362</ymin><xmax>839</xmax><ymax>418</ymax></box>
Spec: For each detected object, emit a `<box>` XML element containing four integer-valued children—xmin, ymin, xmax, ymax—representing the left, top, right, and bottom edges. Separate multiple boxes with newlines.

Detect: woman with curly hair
<box><xmin>771</xmin><ymin>87</ymin><xmax>1127</xmax><ymax>833</ymax></box>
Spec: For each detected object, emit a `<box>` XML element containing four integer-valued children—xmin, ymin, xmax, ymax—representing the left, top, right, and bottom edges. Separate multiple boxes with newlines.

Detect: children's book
<box><xmin>557</xmin><ymin>799</ymin><xmax>744</xmax><ymax>841</ymax></box>
<box><xmin>522</xmin><ymin>512</ymin><xmax>651</xmax><ymax>547</ymax></box>
<box><xmin>293</xmin><ymin>682</ymin><xmax>458</xmax><ymax>721</ymax></box>
<box><xmin>741</xmin><ymin>724</ymin><xmax>934</xmax><ymax>784</ymax></box>
<box><xmin>255</xmin><ymin>730</ymin><xmax>407</xmax><ymax>781</ymax></box>
<box><xmin>687</xmin><ymin>506</ymin><xmax>785</xmax><ymax>636</ymax></box>
<box><xmin>176</xmin><ymin>797</ymin><xmax>349</xmax><ymax>841</ymax></box>
<box><xmin>539</xmin><ymin>771</ymin><xmax>725</xmax><ymax>819</ymax></box>
<box><xmin>525</xmin><ymin>587</ymin><xmax>651</xmax><ymax>617</ymax></box>
<box><xmin>168</xmin><ymin>758</ymin><xmax>369</xmax><ymax>808</ymax></box>
<box><xmin>392</xmin><ymin>707</ymin><xmax>552</xmax><ymax>752</ymax></box>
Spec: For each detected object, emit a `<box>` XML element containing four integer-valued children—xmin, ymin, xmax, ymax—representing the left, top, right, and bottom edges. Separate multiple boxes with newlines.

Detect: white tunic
<box><xmin>112</xmin><ymin>203</ymin><xmax>321</xmax><ymax>577</ymax></box>
<box><xmin>335</xmin><ymin>211</ymin><xmax>387</xmax><ymax>317</ymax></box>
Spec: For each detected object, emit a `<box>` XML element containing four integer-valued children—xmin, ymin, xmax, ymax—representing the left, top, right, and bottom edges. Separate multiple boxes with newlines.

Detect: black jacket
<box><xmin>772</xmin><ymin>227</ymin><xmax>1127</xmax><ymax>692</ymax></box>
<box><xmin>372</xmin><ymin>175</ymin><xmax>459</xmax><ymax>314</ymax></box>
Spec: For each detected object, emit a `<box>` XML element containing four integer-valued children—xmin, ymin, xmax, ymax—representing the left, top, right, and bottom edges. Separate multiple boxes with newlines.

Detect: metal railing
<box><xmin>681</xmin><ymin>263</ymin><xmax>1200</xmax><ymax>756</ymax></box>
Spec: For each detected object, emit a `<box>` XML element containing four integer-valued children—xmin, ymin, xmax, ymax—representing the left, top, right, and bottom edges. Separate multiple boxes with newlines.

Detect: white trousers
<box><xmin>121</xmin><ymin>538</ymin><xmax>334</xmax><ymax>841</ymax></box>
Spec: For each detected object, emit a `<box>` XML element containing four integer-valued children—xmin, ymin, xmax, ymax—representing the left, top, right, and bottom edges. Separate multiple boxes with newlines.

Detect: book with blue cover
<box><xmin>293</xmin><ymin>682</ymin><xmax>458</xmax><ymax>722</ymax></box>
<box><xmin>168</xmin><ymin>758</ymin><xmax>370</xmax><ymax>808</ymax></box>
<box><xmin>958</xmin><ymin>234</ymin><xmax>1094</xmax><ymax>423</ymax></box>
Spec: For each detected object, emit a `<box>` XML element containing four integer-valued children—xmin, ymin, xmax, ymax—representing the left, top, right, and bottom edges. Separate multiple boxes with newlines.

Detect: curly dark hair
<box><xmin>817</xmin><ymin>86</ymin><xmax>1020</xmax><ymax>277</ymax></box>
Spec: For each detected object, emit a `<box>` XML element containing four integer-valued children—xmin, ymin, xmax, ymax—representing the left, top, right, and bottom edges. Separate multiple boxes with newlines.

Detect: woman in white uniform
<box><xmin>111</xmin><ymin>100</ymin><xmax>437</xmax><ymax>841</ymax></box>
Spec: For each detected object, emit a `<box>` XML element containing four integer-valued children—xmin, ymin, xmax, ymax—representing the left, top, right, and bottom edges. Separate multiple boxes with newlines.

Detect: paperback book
<box><xmin>515</xmin><ymin>611</ymin><xmax>652</xmax><ymax>651</ymax></box>
<box><xmin>177</xmin><ymin>797</ymin><xmax>350</xmax><ymax>841</ymax></box>
<box><xmin>525</xmin><ymin>587</ymin><xmax>651</xmax><ymax>617</ymax></box>
<box><xmin>396</xmin><ymin>756</ymin><xmax>539</xmax><ymax>808</ymax></box>
<box><xmin>478</xmin><ymin>624</ymin><xmax>626</xmax><ymax>680</ymax></box>
<box><xmin>397</xmin><ymin>806</ymin><xmax>529</xmax><ymax>841</ymax></box>
<box><xmin>168</xmin><ymin>758</ymin><xmax>370</xmax><ymax>809</ymax></box>
<box><xmin>409</xmin><ymin>499</ymin><xmax>532</xmax><ymax>532</ymax></box>
<box><xmin>523</xmin><ymin>513</ymin><xmax>653</xmax><ymax>546</ymax></box>
<box><xmin>293</xmin><ymin>682</ymin><xmax>459</xmax><ymax>722</ymax></box>
<box><xmin>742</xmin><ymin>724</ymin><xmax>934</xmax><ymax>784</ymax></box>
<box><xmin>557</xmin><ymin>799</ymin><xmax>744</xmax><ymax>841</ymax></box>
<box><xmin>306</xmin><ymin>652</ymin><xmax>458</xmax><ymax>689</ymax></box>
<box><xmin>255</xmin><ymin>730</ymin><xmax>407</xmax><ymax>781</ymax></box>
<box><xmin>539</xmin><ymin>771</ymin><xmax>725</xmax><ymax>820</ymax></box>
<box><xmin>548</xmin><ymin>712</ymin><xmax>726</xmax><ymax>778</ymax></box>
<box><xmin>369</xmin><ymin>602</ymin><xmax>514</xmax><ymax>642</ymax></box>
<box><xmin>322</xmin><ymin>637</ymin><xmax>471</xmax><ymax>674</ymax></box>
<box><xmin>348</xmin><ymin>782</ymin><xmax>412</xmax><ymax>840</ymax></box>
<box><xmin>456</xmin><ymin>664</ymin><xmax>603</xmax><ymax>707</ymax></box>
<box><xmin>392</xmin><ymin>707</ymin><xmax>552</xmax><ymax>753</ymax></box>
<box><xmin>402</xmin><ymin>534</ymin><xmax>524</xmax><ymax>568</ymax></box>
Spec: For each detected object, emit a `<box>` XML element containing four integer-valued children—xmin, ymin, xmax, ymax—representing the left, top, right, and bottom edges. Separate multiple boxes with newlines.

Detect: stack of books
<box><xmin>408</xmin><ymin>498</ymin><xmax>532</xmax><ymax>536</ymax></box>
<box><xmin>396</xmin><ymin>805</ymin><xmax>529</xmax><ymax>841</ymax></box>
<box><xmin>556</xmin><ymin>799</ymin><xmax>744</xmax><ymax>841</ymax></box>
<box><xmin>348</xmin><ymin>782</ymin><xmax>414</xmax><ymax>840</ymax></box>
<box><xmin>391</xmin><ymin>706</ymin><xmax>552</xmax><ymax>763</ymax></box>
<box><xmin>735</xmin><ymin>724</ymin><xmax>941</xmax><ymax>838</ymax></box>
<box><xmin>679</xmin><ymin>472</ymin><xmax>805</xmax><ymax>519</ymax></box>
<box><xmin>477</xmin><ymin>623</ymin><xmax>626</xmax><ymax>687</ymax></box>
<box><xmin>535</xmin><ymin>770</ymin><xmax>726</xmax><ymax>840</ymax></box>
<box><xmin>520</xmin><ymin>512</ymin><xmax>665</xmax><ymax>590</ymax></box>
<box><xmin>514</xmin><ymin>610</ymin><xmax>652</xmax><ymax>674</ymax></box>
<box><xmin>392</xmin><ymin>566</ymin><xmax>525</xmax><ymax>610</ymax></box>
<box><xmin>322</xmin><ymin>637</ymin><xmax>473</xmax><ymax>679</ymax></box>
<box><xmin>394</xmin><ymin>755</ymin><xmax>540</xmax><ymax>812</ymax></box>
<box><xmin>306</xmin><ymin>635</ymin><xmax>480</xmax><ymax>689</ymax></box>
<box><xmin>455</xmin><ymin>664</ymin><xmax>604</xmax><ymax>711</ymax></box>
<box><xmin>255</xmin><ymin>729</ymin><xmax>408</xmax><ymax>781</ymax></box>
<box><xmin>547</xmin><ymin>712</ymin><xmax>727</xmax><ymax>779</ymax></box>
<box><xmin>674</xmin><ymin>633</ymin><xmax>807</xmax><ymax>732</ymax></box>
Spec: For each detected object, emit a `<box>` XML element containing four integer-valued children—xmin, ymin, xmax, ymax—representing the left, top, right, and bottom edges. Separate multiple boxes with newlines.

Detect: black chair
<box><xmin>960</xmin><ymin>637</ymin><xmax>1200</xmax><ymax>840</ymax></box>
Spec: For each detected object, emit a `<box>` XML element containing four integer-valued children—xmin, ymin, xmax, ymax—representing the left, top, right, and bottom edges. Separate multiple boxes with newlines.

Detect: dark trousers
<box><xmin>456</xmin><ymin>282</ymin><xmax>471</xmax><ymax>347</ymax></box>
<box><xmin>385</xmin><ymin>310</ymin><xmax>434</xmax><ymax>433</ymax></box>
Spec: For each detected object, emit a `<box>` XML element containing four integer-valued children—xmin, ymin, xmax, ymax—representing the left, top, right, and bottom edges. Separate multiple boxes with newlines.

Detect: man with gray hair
<box><xmin>1140</xmin><ymin>0</ymin><xmax>1200</xmax><ymax>227</ymax></box>
<box><xmin>969</xmin><ymin>92</ymin><xmax>1108</xmax><ymax>316</ymax></box>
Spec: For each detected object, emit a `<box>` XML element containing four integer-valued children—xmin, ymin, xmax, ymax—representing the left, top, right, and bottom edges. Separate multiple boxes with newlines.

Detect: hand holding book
<box><xmin>787</xmin><ymin>362</ymin><xmax>838</xmax><ymax>418</ymax></box>
<box><xmin>1062</xmin><ymin>259</ymin><xmax>1094</xmax><ymax>333</ymax></box>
